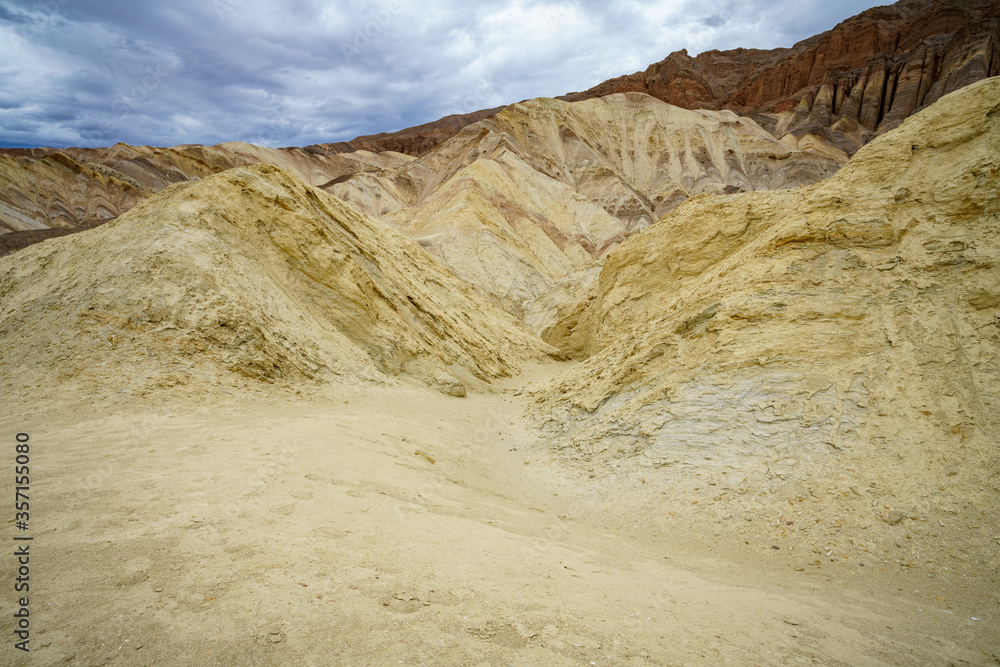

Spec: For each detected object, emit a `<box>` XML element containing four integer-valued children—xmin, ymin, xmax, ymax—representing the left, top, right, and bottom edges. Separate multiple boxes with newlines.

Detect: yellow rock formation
<box><xmin>331</xmin><ymin>93</ymin><xmax>841</xmax><ymax>318</ymax></box>
<box><xmin>533</xmin><ymin>77</ymin><xmax>1000</xmax><ymax>504</ymax></box>
<box><xmin>0</xmin><ymin>165</ymin><xmax>555</xmax><ymax>399</ymax></box>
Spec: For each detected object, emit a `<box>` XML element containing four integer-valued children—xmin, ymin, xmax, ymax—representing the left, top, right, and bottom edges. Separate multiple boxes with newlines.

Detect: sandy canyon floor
<box><xmin>3</xmin><ymin>363</ymin><xmax>997</xmax><ymax>666</ymax></box>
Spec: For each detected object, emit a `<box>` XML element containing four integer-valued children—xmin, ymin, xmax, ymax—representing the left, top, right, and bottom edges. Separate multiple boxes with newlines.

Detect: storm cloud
<box><xmin>0</xmin><ymin>0</ymin><xmax>880</xmax><ymax>149</ymax></box>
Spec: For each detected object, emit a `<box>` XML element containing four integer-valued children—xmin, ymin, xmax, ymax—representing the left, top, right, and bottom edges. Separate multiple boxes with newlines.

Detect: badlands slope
<box><xmin>563</xmin><ymin>0</ymin><xmax>1000</xmax><ymax>159</ymax></box>
<box><xmin>330</xmin><ymin>93</ymin><xmax>840</xmax><ymax>318</ymax></box>
<box><xmin>302</xmin><ymin>0</ymin><xmax>1000</xmax><ymax>161</ymax></box>
<box><xmin>532</xmin><ymin>76</ymin><xmax>1000</xmax><ymax>576</ymax></box>
<box><xmin>0</xmin><ymin>164</ymin><xmax>555</xmax><ymax>401</ymax></box>
<box><xmin>0</xmin><ymin>66</ymin><xmax>998</xmax><ymax>667</ymax></box>
<box><xmin>0</xmin><ymin>141</ymin><xmax>413</xmax><ymax>251</ymax></box>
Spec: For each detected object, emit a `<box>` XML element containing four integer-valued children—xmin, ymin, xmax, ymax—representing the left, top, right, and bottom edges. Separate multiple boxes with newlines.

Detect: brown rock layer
<box><xmin>318</xmin><ymin>0</ymin><xmax>1000</xmax><ymax>161</ymax></box>
<box><xmin>0</xmin><ymin>142</ymin><xmax>413</xmax><ymax>251</ymax></box>
<box><xmin>561</xmin><ymin>0</ymin><xmax>1000</xmax><ymax>156</ymax></box>
<box><xmin>312</xmin><ymin>107</ymin><xmax>505</xmax><ymax>157</ymax></box>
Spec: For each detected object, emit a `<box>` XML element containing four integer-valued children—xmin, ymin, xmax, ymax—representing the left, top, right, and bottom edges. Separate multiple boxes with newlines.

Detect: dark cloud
<box><xmin>0</xmin><ymin>0</ymin><xmax>881</xmax><ymax>149</ymax></box>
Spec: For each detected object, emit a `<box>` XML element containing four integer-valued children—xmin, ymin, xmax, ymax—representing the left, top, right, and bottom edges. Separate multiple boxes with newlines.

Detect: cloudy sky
<box><xmin>0</xmin><ymin>0</ymin><xmax>881</xmax><ymax>149</ymax></box>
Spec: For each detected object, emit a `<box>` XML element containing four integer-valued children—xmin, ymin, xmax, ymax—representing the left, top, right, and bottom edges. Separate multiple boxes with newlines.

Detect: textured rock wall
<box><xmin>0</xmin><ymin>165</ymin><xmax>555</xmax><ymax>398</ymax></box>
<box><xmin>562</xmin><ymin>0</ymin><xmax>1000</xmax><ymax>158</ymax></box>
<box><xmin>533</xmin><ymin>77</ymin><xmax>1000</xmax><ymax>494</ymax></box>
<box><xmin>0</xmin><ymin>142</ymin><xmax>412</xmax><ymax>243</ymax></box>
<box><xmin>329</xmin><ymin>93</ymin><xmax>839</xmax><ymax>320</ymax></box>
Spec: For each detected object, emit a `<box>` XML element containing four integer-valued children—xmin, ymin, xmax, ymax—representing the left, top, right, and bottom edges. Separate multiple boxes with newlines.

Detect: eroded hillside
<box><xmin>530</xmin><ymin>76</ymin><xmax>1000</xmax><ymax>568</ymax></box>
<box><xmin>330</xmin><ymin>93</ymin><xmax>840</xmax><ymax>318</ymax></box>
<box><xmin>0</xmin><ymin>165</ymin><xmax>555</xmax><ymax>400</ymax></box>
<box><xmin>0</xmin><ymin>142</ymin><xmax>413</xmax><ymax>252</ymax></box>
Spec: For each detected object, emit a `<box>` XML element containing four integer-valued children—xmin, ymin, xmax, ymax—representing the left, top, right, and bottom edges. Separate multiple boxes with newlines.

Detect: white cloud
<box><xmin>0</xmin><ymin>0</ymin><xmax>882</xmax><ymax>148</ymax></box>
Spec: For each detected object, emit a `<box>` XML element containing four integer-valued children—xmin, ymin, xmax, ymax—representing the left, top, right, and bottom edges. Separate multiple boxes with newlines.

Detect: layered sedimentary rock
<box><xmin>314</xmin><ymin>107</ymin><xmax>505</xmax><ymax>157</ymax></box>
<box><xmin>0</xmin><ymin>165</ymin><xmax>555</xmax><ymax>398</ymax></box>
<box><xmin>4</xmin><ymin>0</ymin><xmax>993</xmax><ymax>255</ymax></box>
<box><xmin>562</xmin><ymin>0</ymin><xmax>1000</xmax><ymax>158</ymax></box>
<box><xmin>532</xmin><ymin>77</ymin><xmax>1000</xmax><ymax>495</ymax></box>
<box><xmin>308</xmin><ymin>0</ymin><xmax>1000</xmax><ymax>162</ymax></box>
<box><xmin>329</xmin><ymin>93</ymin><xmax>839</xmax><ymax>318</ymax></box>
<box><xmin>0</xmin><ymin>151</ymin><xmax>148</xmax><ymax>254</ymax></box>
<box><xmin>0</xmin><ymin>142</ymin><xmax>412</xmax><ymax>247</ymax></box>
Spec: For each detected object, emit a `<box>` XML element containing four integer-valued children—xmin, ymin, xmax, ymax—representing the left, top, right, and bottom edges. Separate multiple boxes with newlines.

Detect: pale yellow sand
<box><xmin>3</xmin><ymin>367</ymin><xmax>996</xmax><ymax>666</ymax></box>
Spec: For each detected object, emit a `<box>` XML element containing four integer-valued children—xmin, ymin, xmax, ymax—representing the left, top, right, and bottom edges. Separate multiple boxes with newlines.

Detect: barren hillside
<box><xmin>0</xmin><ymin>142</ymin><xmax>412</xmax><ymax>250</ymax></box>
<box><xmin>0</xmin><ymin>165</ymin><xmax>555</xmax><ymax>401</ymax></box>
<box><xmin>329</xmin><ymin>93</ymin><xmax>839</xmax><ymax>318</ymax></box>
<box><xmin>530</xmin><ymin>76</ymin><xmax>1000</xmax><ymax>574</ymax></box>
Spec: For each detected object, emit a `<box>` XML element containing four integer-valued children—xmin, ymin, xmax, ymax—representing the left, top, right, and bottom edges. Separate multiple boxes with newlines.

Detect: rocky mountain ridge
<box><xmin>308</xmin><ymin>0</ymin><xmax>999</xmax><ymax>160</ymax></box>
<box><xmin>2</xmin><ymin>0</ymin><xmax>996</xmax><ymax>255</ymax></box>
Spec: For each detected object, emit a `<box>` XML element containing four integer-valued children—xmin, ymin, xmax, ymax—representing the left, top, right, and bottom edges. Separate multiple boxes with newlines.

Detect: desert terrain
<box><xmin>2</xmin><ymin>76</ymin><xmax>998</xmax><ymax>666</ymax></box>
<box><xmin>1</xmin><ymin>367</ymin><xmax>997</xmax><ymax>666</ymax></box>
<box><xmin>1</xmin><ymin>2</ymin><xmax>999</xmax><ymax>665</ymax></box>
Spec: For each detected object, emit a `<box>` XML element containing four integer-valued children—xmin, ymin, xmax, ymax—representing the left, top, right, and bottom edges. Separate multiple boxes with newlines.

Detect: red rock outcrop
<box><xmin>560</xmin><ymin>0</ymin><xmax>1000</xmax><ymax>157</ymax></box>
<box><xmin>322</xmin><ymin>0</ymin><xmax>999</xmax><ymax>159</ymax></box>
<box><xmin>310</xmin><ymin>107</ymin><xmax>504</xmax><ymax>157</ymax></box>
